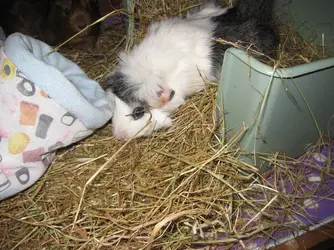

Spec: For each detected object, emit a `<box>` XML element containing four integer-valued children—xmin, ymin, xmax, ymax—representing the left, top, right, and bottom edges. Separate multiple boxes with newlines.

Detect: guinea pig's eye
<box><xmin>131</xmin><ymin>107</ymin><xmax>145</xmax><ymax>120</ymax></box>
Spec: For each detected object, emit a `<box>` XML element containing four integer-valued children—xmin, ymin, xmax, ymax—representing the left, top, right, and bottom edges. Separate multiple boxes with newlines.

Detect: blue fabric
<box><xmin>4</xmin><ymin>32</ymin><xmax>113</xmax><ymax>129</ymax></box>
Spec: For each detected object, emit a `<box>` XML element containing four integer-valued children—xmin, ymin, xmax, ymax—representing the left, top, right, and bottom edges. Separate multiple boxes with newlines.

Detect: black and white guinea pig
<box><xmin>104</xmin><ymin>0</ymin><xmax>280</xmax><ymax>141</ymax></box>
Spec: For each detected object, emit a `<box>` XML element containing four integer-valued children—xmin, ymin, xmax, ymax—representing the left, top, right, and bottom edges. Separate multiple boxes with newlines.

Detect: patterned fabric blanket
<box><xmin>0</xmin><ymin>32</ymin><xmax>113</xmax><ymax>201</ymax></box>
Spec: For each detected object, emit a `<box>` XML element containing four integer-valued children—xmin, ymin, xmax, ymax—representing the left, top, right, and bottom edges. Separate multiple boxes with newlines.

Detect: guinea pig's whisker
<box><xmin>126</xmin><ymin>112</ymin><xmax>138</xmax><ymax>117</ymax></box>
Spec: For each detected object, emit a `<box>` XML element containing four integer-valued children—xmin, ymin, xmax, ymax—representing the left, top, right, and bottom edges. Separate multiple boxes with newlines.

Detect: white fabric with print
<box><xmin>0</xmin><ymin>33</ymin><xmax>113</xmax><ymax>201</ymax></box>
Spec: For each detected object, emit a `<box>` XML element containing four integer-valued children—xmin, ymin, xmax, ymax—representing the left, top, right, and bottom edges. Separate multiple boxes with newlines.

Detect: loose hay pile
<box><xmin>1</xmin><ymin>1</ymin><xmax>333</xmax><ymax>249</ymax></box>
<box><xmin>272</xmin><ymin>23</ymin><xmax>331</xmax><ymax>68</ymax></box>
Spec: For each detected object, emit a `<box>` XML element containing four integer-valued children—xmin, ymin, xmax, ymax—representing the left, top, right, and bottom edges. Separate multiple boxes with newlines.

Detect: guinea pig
<box><xmin>105</xmin><ymin>90</ymin><xmax>173</xmax><ymax>140</ymax></box>
<box><xmin>104</xmin><ymin>0</ymin><xmax>280</xmax><ymax>141</ymax></box>
<box><xmin>0</xmin><ymin>0</ymin><xmax>101</xmax><ymax>50</ymax></box>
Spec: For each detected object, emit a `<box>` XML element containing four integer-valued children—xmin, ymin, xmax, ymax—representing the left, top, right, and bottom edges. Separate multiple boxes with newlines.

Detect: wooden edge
<box><xmin>271</xmin><ymin>221</ymin><xmax>334</xmax><ymax>250</ymax></box>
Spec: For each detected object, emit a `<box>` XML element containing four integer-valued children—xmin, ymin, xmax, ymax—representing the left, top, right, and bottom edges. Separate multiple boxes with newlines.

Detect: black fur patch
<box><xmin>103</xmin><ymin>71</ymin><xmax>148</xmax><ymax>107</ymax></box>
<box><xmin>210</xmin><ymin>0</ymin><xmax>280</xmax><ymax>76</ymax></box>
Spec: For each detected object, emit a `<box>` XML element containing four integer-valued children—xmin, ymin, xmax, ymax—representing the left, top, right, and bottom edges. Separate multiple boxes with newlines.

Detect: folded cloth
<box><xmin>0</xmin><ymin>32</ymin><xmax>113</xmax><ymax>201</ymax></box>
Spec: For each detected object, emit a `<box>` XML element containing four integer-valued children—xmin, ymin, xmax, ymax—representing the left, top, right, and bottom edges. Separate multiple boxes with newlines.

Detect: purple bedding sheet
<box><xmin>200</xmin><ymin>144</ymin><xmax>334</xmax><ymax>250</ymax></box>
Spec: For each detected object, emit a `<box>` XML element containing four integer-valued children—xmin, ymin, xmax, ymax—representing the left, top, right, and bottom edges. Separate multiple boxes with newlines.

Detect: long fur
<box><xmin>104</xmin><ymin>0</ymin><xmax>280</xmax><ymax>141</ymax></box>
<box><xmin>210</xmin><ymin>0</ymin><xmax>279</xmax><ymax>74</ymax></box>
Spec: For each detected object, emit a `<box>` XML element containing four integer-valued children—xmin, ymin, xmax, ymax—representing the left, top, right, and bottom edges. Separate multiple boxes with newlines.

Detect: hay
<box><xmin>213</xmin><ymin>23</ymin><xmax>331</xmax><ymax>68</ymax></box>
<box><xmin>1</xmin><ymin>0</ymin><xmax>333</xmax><ymax>249</ymax></box>
<box><xmin>273</xmin><ymin>23</ymin><xmax>331</xmax><ymax>68</ymax></box>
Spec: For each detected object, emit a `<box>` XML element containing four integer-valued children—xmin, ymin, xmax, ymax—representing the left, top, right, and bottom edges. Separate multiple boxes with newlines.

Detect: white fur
<box><xmin>108</xmin><ymin>4</ymin><xmax>228</xmax><ymax>141</ymax></box>
<box><xmin>118</xmin><ymin>18</ymin><xmax>214</xmax><ymax>106</ymax></box>
<box><xmin>187</xmin><ymin>2</ymin><xmax>228</xmax><ymax>19</ymax></box>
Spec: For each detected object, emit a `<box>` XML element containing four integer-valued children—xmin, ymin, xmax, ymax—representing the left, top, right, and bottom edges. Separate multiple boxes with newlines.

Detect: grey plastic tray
<box><xmin>216</xmin><ymin>0</ymin><xmax>334</xmax><ymax>171</ymax></box>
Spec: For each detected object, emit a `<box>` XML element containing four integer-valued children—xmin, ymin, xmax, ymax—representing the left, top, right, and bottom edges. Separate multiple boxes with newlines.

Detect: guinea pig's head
<box><xmin>104</xmin><ymin>49</ymin><xmax>177</xmax><ymax>110</ymax></box>
<box><xmin>48</xmin><ymin>0</ymin><xmax>101</xmax><ymax>48</ymax></box>
<box><xmin>106</xmin><ymin>90</ymin><xmax>173</xmax><ymax>141</ymax></box>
